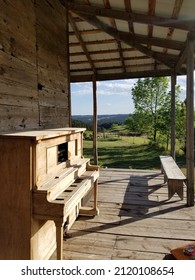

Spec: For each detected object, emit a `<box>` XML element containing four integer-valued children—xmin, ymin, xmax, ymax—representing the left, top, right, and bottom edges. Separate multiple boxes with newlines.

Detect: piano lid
<box><xmin>0</xmin><ymin>127</ymin><xmax>86</xmax><ymax>140</ymax></box>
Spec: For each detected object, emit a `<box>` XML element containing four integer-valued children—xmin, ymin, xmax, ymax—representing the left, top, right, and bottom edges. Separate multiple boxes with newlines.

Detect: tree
<box><xmin>125</xmin><ymin>112</ymin><xmax>146</xmax><ymax>134</ymax></box>
<box><xmin>176</xmin><ymin>101</ymin><xmax>186</xmax><ymax>152</ymax></box>
<box><xmin>130</xmin><ymin>77</ymin><xmax>169</xmax><ymax>142</ymax></box>
<box><xmin>157</xmin><ymin>87</ymin><xmax>183</xmax><ymax>150</ymax></box>
<box><xmin>126</xmin><ymin>77</ymin><xmax>185</xmax><ymax>149</ymax></box>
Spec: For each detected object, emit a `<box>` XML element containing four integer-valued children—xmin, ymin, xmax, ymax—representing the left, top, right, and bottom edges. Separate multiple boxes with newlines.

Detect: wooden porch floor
<box><xmin>51</xmin><ymin>168</ymin><xmax>195</xmax><ymax>260</ymax></box>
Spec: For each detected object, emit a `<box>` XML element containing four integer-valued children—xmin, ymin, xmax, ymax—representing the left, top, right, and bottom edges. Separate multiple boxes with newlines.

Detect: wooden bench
<box><xmin>160</xmin><ymin>156</ymin><xmax>186</xmax><ymax>200</ymax></box>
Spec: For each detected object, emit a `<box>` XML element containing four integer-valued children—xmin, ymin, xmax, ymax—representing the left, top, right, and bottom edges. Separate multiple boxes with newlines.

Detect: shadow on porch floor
<box><xmin>51</xmin><ymin>168</ymin><xmax>195</xmax><ymax>260</ymax></box>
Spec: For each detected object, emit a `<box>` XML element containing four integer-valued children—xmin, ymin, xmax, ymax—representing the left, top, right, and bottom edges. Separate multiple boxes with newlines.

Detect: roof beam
<box><xmin>70</xmin><ymin>69</ymin><xmax>173</xmax><ymax>83</ymax></box>
<box><xmin>70</xmin><ymin>47</ymin><xmax>135</xmax><ymax>56</ymax></box>
<box><xmin>103</xmin><ymin>0</ymin><xmax>126</xmax><ymax>73</ymax></box>
<box><xmin>175</xmin><ymin>32</ymin><xmax>195</xmax><ymax>73</ymax></box>
<box><xmin>69</xmin><ymin>29</ymin><xmax>102</xmax><ymax>36</ymax></box>
<box><xmin>71</xmin><ymin>55</ymin><xmax>159</xmax><ymax>64</ymax></box>
<box><xmin>68</xmin><ymin>13</ymin><xmax>96</xmax><ymax>73</ymax></box>
<box><xmin>68</xmin><ymin>11</ymin><xmax>174</xmax><ymax>68</ymax></box>
<box><xmin>70</xmin><ymin>51</ymin><xmax>178</xmax><ymax>64</ymax></box>
<box><xmin>163</xmin><ymin>0</ymin><xmax>183</xmax><ymax>53</ymax></box>
<box><xmin>148</xmin><ymin>0</ymin><xmax>156</xmax><ymax>50</ymax></box>
<box><xmin>124</xmin><ymin>0</ymin><xmax>134</xmax><ymax>34</ymax></box>
<box><xmin>70</xmin><ymin>55</ymin><xmax>150</xmax><ymax>64</ymax></box>
<box><xmin>70</xmin><ymin>38</ymin><xmax>117</xmax><ymax>47</ymax></box>
<box><xmin>65</xmin><ymin>1</ymin><xmax>195</xmax><ymax>32</ymax></box>
<box><xmin>175</xmin><ymin>41</ymin><xmax>188</xmax><ymax>73</ymax></box>
<box><xmin>69</xmin><ymin>32</ymin><xmax>184</xmax><ymax>50</ymax></box>
<box><xmin>71</xmin><ymin>64</ymin><xmax>158</xmax><ymax>73</ymax></box>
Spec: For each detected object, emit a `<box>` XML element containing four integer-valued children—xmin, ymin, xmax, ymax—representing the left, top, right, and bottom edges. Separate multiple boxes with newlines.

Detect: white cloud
<box><xmin>97</xmin><ymin>88</ymin><xmax>130</xmax><ymax>96</ymax></box>
<box><xmin>71</xmin><ymin>82</ymin><xmax>92</xmax><ymax>96</ymax></box>
<box><xmin>97</xmin><ymin>79</ymin><xmax>136</xmax><ymax>96</ymax></box>
<box><xmin>71</xmin><ymin>80</ymin><xmax>136</xmax><ymax>97</ymax></box>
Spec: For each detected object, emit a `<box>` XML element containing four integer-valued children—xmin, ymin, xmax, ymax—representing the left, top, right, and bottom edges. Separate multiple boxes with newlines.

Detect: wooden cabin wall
<box><xmin>35</xmin><ymin>0</ymin><xmax>69</xmax><ymax>128</ymax></box>
<box><xmin>0</xmin><ymin>0</ymin><xmax>69</xmax><ymax>132</ymax></box>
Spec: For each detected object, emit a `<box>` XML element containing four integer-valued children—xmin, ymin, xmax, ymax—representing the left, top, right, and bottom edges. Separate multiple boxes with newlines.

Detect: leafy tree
<box><xmin>125</xmin><ymin>112</ymin><xmax>146</xmax><ymax>134</ymax></box>
<box><xmin>156</xmin><ymin>87</ymin><xmax>183</xmax><ymax>149</ymax></box>
<box><xmin>130</xmin><ymin>77</ymin><xmax>169</xmax><ymax>142</ymax></box>
<box><xmin>71</xmin><ymin>119</ymin><xmax>93</xmax><ymax>131</ymax></box>
<box><xmin>126</xmin><ymin>77</ymin><xmax>185</xmax><ymax>149</ymax></box>
<box><xmin>176</xmin><ymin>100</ymin><xmax>187</xmax><ymax>153</ymax></box>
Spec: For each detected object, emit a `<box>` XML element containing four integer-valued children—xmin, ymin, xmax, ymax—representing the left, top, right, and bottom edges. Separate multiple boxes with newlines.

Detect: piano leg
<box><xmin>93</xmin><ymin>180</ymin><xmax>99</xmax><ymax>215</ymax></box>
<box><xmin>79</xmin><ymin>179</ymin><xmax>99</xmax><ymax>216</ymax></box>
<box><xmin>55</xmin><ymin>222</ymin><xmax>63</xmax><ymax>260</ymax></box>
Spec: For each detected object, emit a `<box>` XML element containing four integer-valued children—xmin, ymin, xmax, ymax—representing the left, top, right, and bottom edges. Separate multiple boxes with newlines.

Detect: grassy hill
<box><xmin>83</xmin><ymin>135</ymin><xmax>186</xmax><ymax>170</ymax></box>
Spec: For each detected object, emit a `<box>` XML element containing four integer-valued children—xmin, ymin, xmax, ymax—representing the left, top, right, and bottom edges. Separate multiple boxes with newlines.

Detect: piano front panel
<box><xmin>30</xmin><ymin>220</ymin><xmax>56</xmax><ymax>260</ymax></box>
<box><xmin>35</xmin><ymin>132</ymin><xmax>84</xmax><ymax>188</ymax></box>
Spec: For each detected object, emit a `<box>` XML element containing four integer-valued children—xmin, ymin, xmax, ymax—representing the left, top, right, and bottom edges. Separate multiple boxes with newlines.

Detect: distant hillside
<box><xmin>72</xmin><ymin>114</ymin><xmax>129</xmax><ymax>125</ymax></box>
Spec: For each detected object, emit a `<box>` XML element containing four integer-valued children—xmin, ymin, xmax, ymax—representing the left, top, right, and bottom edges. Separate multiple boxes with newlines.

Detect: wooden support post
<box><xmin>171</xmin><ymin>71</ymin><xmax>176</xmax><ymax>160</ymax></box>
<box><xmin>65</xmin><ymin>7</ymin><xmax>72</xmax><ymax>127</ymax></box>
<box><xmin>186</xmin><ymin>32</ymin><xmax>195</xmax><ymax>206</ymax></box>
<box><xmin>93</xmin><ymin>74</ymin><xmax>98</xmax><ymax>165</ymax></box>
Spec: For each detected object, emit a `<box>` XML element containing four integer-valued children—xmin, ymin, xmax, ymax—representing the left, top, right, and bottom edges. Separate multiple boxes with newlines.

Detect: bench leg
<box><xmin>161</xmin><ymin>167</ymin><xmax>167</xmax><ymax>184</ymax></box>
<box><xmin>55</xmin><ymin>222</ymin><xmax>63</xmax><ymax>260</ymax></box>
<box><xmin>168</xmin><ymin>180</ymin><xmax>184</xmax><ymax>200</ymax></box>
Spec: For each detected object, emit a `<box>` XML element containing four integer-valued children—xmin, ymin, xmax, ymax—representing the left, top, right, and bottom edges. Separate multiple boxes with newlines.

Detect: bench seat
<box><xmin>160</xmin><ymin>155</ymin><xmax>186</xmax><ymax>200</ymax></box>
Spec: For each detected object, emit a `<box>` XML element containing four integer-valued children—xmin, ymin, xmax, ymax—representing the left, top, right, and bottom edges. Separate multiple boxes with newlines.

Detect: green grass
<box><xmin>83</xmin><ymin>136</ymin><xmax>175</xmax><ymax>169</ymax></box>
<box><xmin>83</xmin><ymin>131</ymin><xmax>194</xmax><ymax>189</ymax></box>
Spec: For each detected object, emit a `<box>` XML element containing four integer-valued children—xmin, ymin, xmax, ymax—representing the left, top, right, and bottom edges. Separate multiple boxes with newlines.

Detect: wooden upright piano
<box><xmin>0</xmin><ymin>128</ymin><xmax>99</xmax><ymax>260</ymax></box>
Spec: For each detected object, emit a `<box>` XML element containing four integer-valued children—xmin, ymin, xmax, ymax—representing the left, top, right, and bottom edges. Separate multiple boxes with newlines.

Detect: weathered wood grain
<box><xmin>35</xmin><ymin>0</ymin><xmax>69</xmax><ymax>128</ymax></box>
<box><xmin>0</xmin><ymin>0</ymin><xmax>70</xmax><ymax>132</ymax></box>
<box><xmin>51</xmin><ymin>168</ymin><xmax>195</xmax><ymax>260</ymax></box>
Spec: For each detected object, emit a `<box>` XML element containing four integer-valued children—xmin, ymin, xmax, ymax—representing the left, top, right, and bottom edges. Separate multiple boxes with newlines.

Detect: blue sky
<box><xmin>70</xmin><ymin>75</ymin><xmax>193</xmax><ymax>115</ymax></box>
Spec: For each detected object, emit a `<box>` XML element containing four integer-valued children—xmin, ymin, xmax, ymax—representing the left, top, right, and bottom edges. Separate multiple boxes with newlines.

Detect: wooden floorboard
<box><xmin>50</xmin><ymin>168</ymin><xmax>195</xmax><ymax>260</ymax></box>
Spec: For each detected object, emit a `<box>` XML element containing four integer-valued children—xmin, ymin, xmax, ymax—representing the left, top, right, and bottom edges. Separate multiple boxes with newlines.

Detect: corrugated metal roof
<box><xmin>61</xmin><ymin>0</ymin><xmax>195</xmax><ymax>82</ymax></box>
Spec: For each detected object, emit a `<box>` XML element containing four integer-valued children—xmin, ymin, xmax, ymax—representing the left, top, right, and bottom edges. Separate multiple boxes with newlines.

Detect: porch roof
<box><xmin>62</xmin><ymin>0</ymin><xmax>195</xmax><ymax>82</ymax></box>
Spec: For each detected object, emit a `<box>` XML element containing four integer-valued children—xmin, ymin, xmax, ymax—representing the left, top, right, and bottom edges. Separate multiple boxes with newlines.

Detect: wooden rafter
<box><xmin>163</xmin><ymin>0</ymin><xmax>184</xmax><ymax>53</ymax></box>
<box><xmin>70</xmin><ymin>55</ymin><xmax>151</xmax><ymax>65</ymax></box>
<box><xmin>69</xmin><ymin>29</ymin><xmax>102</xmax><ymax>36</ymax></box>
<box><xmin>71</xmin><ymin>62</ymin><xmax>171</xmax><ymax>75</ymax></box>
<box><xmin>70</xmin><ymin>69</ymin><xmax>172</xmax><ymax>83</ymax></box>
<box><xmin>68</xmin><ymin>13</ymin><xmax>96</xmax><ymax>73</ymax></box>
<box><xmin>103</xmin><ymin>0</ymin><xmax>126</xmax><ymax>73</ymax></box>
<box><xmin>70</xmin><ymin>53</ymin><xmax>178</xmax><ymax>65</ymax></box>
<box><xmin>69</xmin><ymin>34</ymin><xmax>184</xmax><ymax>50</ymax></box>
<box><xmin>175</xmin><ymin>40</ymin><xmax>188</xmax><ymax>73</ymax></box>
<box><xmin>65</xmin><ymin>1</ymin><xmax>195</xmax><ymax>32</ymax></box>
<box><xmin>60</xmin><ymin>0</ymin><xmax>194</xmax><ymax>81</ymax></box>
<box><xmin>68</xmin><ymin>11</ymin><xmax>174</xmax><ymax>68</ymax></box>
<box><xmin>175</xmin><ymin>32</ymin><xmax>195</xmax><ymax>73</ymax></box>
<box><xmin>124</xmin><ymin>0</ymin><xmax>134</xmax><ymax>34</ymax></box>
<box><xmin>148</xmin><ymin>0</ymin><xmax>156</xmax><ymax>50</ymax></box>
<box><xmin>70</xmin><ymin>38</ymin><xmax>116</xmax><ymax>47</ymax></box>
<box><xmin>70</xmin><ymin>47</ymin><xmax>135</xmax><ymax>56</ymax></box>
